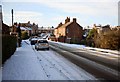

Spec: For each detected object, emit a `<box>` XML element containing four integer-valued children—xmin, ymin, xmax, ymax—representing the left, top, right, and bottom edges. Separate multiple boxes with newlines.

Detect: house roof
<box><xmin>55</xmin><ymin>22</ymin><xmax>72</xmax><ymax>29</ymax></box>
<box><xmin>102</xmin><ymin>25</ymin><xmax>110</xmax><ymax>28</ymax></box>
<box><xmin>20</xmin><ymin>27</ymin><xmax>27</xmax><ymax>30</ymax></box>
<box><xmin>26</xmin><ymin>28</ymin><xmax>32</xmax><ymax>30</ymax></box>
<box><xmin>20</xmin><ymin>22</ymin><xmax>33</xmax><ymax>28</ymax></box>
<box><xmin>55</xmin><ymin>17</ymin><xmax>83</xmax><ymax>30</ymax></box>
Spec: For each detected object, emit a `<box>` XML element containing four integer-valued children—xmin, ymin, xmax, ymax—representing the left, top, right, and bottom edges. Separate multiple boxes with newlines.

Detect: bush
<box><xmin>86</xmin><ymin>28</ymin><xmax>97</xmax><ymax>47</ymax></box>
<box><xmin>79</xmin><ymin>39</ymin><xmax>86</xmax><ymax>45</ymax></box>
<box><xmin>69</xmin><ymin>37</ymin><xmax>81</xmax><ymax>44</ymax></box>
<box><xmin>99</xmin><ymin>30</ymin><xmax>120</xmax><ymax>50</ymax></box>
<box><xmin>21</xmin><ymin>31</ymin><xmax>29</xmax><ymax>40</ymax></box>
<box><xmin>2</xmin><ymin>35</ymin><xmax>17</xmax><ymax>64</ymax></box>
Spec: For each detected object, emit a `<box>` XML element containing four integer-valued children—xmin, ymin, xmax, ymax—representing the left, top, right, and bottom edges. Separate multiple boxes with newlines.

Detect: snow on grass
<box><xmin>85</xmin><ymin>47</ymin><xmax>119</xmax><ymax>55</ymax></box>
<box><xmin>49</xmin><ymin>41</ymin><xmax>86</xmax><ymax>49</ymax></box>
<box><xmin>48</xmin><ymin>41</ymin><xmax>119</xmax><ymax>56</ymax></box>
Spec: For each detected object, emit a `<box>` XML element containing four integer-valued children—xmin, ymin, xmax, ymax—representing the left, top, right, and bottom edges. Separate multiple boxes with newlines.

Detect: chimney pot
<box><xmin>65</xmin><ymin>17</ymin><xmax>70</xmax><ymax>24</ymax></box>
<box><xmin>73</xmin><ymin>18</ymin><xmax>76</xmax><ymax>23</ymax></box>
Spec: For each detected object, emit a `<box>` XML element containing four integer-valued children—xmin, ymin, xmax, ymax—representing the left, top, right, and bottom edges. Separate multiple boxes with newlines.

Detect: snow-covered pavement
<box><xmin>2</xmin><ymin>40</ymin><xmax>97</xmax><ymax>80</ymax></box>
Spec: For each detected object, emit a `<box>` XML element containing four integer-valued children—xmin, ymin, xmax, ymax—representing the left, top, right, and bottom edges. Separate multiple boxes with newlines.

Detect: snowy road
<box><xmin>49</xmin><ymin>41</ymin><xmax>119</xmax><ymax>80</ymax></box>
<box><xmin>49</xmin><ymin>41</ymin><xmax>119</xmax><ymax>70</ymax></box>
<box><xmin>2</xmin><ymin>40</ymin><xmax>97</xmax><ymax>80</ymax></box>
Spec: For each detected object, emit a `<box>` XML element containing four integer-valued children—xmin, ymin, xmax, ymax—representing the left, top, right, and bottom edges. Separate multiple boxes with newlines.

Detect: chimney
<box><xmin>58</xmin><ymin>22</ymin><xmax>63</xmax><ymax>27</ymax></box>
<box><xmin>73</xmin><ymin>18</ymin><xmax>76</xmax><ymax>23</ymax></box>
<box><xmin>28</xmin><ymin>21</ymin><xmax>30</xmax><ymax>24</ymax></box>
<box><xmin>65</xmin><ymin>17</ymin><xmax>70</xmax><ymax>24</ymax></box>
<box><xmin>93</xmin><ymin>24</ymin><xmax>96</xmax><ymax>27</ymax></box>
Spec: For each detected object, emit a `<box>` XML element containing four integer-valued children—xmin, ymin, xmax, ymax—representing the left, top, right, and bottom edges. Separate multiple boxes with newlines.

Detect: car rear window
<box><xmin>38</xmin><ymin>40</ymin><xmax>48</xmax><ymax>43</ymax></box>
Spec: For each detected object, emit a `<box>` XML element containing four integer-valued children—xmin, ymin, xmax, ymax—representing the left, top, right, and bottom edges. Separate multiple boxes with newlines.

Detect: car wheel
<box><xmin>35</xmin><ymin>46</ymin><xmax>37</xmax><ymax>49</ymax></box>
<box><xmin>47</xmin><ymin>48</ymin><xmax>49</xmax><ymax>50</ymax></box>
<box><xmin>37</xmin><ymin>48</ymin><xmax>39</xmax><ymax>51</ymax></box>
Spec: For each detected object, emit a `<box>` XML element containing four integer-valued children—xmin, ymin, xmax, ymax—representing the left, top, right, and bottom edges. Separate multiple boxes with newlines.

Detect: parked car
<box><xmin>30</xmin><ymin>37</ymin><xmax>38</xmax><ymax>45</ymax></box>
<box><xmin>29</xmin><ymin>36</ymin><xmax>38</xmax><ymax>41</ymax></box>
<box><xmin>48</xmin><ymin>35</ymin><xmax>57</xmax><ymax>41</ymax></box>
<box><xmin>35</xmin><ymin>39</ymin><xmax>49</xmax><ymax>50</ymax></box>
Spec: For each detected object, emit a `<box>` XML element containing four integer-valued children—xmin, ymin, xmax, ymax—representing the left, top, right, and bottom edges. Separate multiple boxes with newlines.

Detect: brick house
<box><xmin>2</xmin><ymin>22</ymin><xmax>10</xmax><ymax>35</ymax></box>
<box><xmin>20</xmin><ymin>21</ymin><xmax>38</xmax><ymax>36</ymax></box>
<box><xmin>54</xmin><ymin>17</ymin><xmax>83</xmax><ymax>44</ymax></box>
<box><xmin>38</xmin><ymin>26</ymin><xmax>54</xmax><ymax>34</ymax></box>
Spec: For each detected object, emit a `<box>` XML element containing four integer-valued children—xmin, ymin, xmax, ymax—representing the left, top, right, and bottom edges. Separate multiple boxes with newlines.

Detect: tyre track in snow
<box><xmin>38</xmin><ymin>50</ymin><xmax>77</xmax><ymax>80</ymax></box>
<box><xmin>49</xmin><ymin>45</ymin><xmax>119</xmax><ymax>80</ymax></box>
<box><xmin>43</xmin><ymin>51</ymin><xmax>96</xmax><ymax>80</ymax></box>
<box><xmin>31</xmin><ymin>45</ymin><xmax>71</xmax><ymax>80</ymax></box>
<box><xmin>31</xmin><ymin>45</ymin><xmax>50</xmax><ymax>79</ymax></box>
<box><xmin>49</xmin><ymin>42</ymin><xmax>119</xmax><ymax>71</ymax></box>
<box><xmin>45</xmin><ymin>51</ymin><xmax>77</xmax><ymax>79</ymax></box>
<box><xmin>36</xmin><ymin>50</ymin><xmax>71</xmax><ymax>80</ymax></box>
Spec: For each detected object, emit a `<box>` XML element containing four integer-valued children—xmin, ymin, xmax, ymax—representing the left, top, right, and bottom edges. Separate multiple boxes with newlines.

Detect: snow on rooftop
<box><xmin>20</xmin><ymin>27</ymin><xmax>32</xmax><ymax>31</ymax></box>
<box><xmin>20</xmin><ymin>27</ymin><xmax>27</xmax><ymax>30</ymax></box>
<box><xmin>26</xmin><ymin>27</ymin><xmax>32</xmax><ymax>30</ymax></box>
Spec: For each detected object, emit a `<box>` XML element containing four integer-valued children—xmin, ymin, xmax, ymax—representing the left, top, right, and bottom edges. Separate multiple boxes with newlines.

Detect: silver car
<box><xmin>35</xmin><ymin>39</ymin><xmax>49</xmax><ymax>50</ymax></box>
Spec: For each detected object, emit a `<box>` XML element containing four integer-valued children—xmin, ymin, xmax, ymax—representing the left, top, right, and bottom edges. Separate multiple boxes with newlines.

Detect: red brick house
<box><xmin>54</xmin><ymin>17</ymin><xmax>83</xmax><ymax>44</ymax></box>
<box><xmin>2</xmin><ymin>22</ymin><xmax>10</xmax><ymax>35</ymax></box>
<box><xmin>20</xmin><ymin>21</ymin><xmax>38</xmax><ymax>36</ymax></box>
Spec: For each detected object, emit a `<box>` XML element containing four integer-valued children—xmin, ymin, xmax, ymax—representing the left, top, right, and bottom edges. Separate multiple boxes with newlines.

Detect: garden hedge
<box><xmin>2</xmin><ymin>35</ymin><xmax>17</xmax><ymax>64</ymax></box>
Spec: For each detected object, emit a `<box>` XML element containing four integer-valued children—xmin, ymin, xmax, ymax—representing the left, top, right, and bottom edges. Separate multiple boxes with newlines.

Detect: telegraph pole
<box><xmin>11</xmin><ymin>9</ymin><xmax>13</xmax><ymax>32</ymax></box>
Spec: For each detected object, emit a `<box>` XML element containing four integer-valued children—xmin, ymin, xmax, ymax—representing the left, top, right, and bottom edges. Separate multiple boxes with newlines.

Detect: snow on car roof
<box><xmin>31</xmin><ymin>38</ymin><xmax>38</xmax><ymax>40</ymax></box>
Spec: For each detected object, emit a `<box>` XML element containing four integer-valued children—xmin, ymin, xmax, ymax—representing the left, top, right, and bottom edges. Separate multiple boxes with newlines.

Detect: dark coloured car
<box><xmin>30</xmin><ymin>38</ymin><xmax>38</xmax><ymax>45</ymax></box>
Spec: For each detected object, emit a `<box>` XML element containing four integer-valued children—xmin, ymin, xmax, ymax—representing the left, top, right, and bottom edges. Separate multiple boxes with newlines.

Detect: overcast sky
<box><xmin>1</xmin><ymin>0</ymin><xmax>119</xmax><ymax>28</ymax></box>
